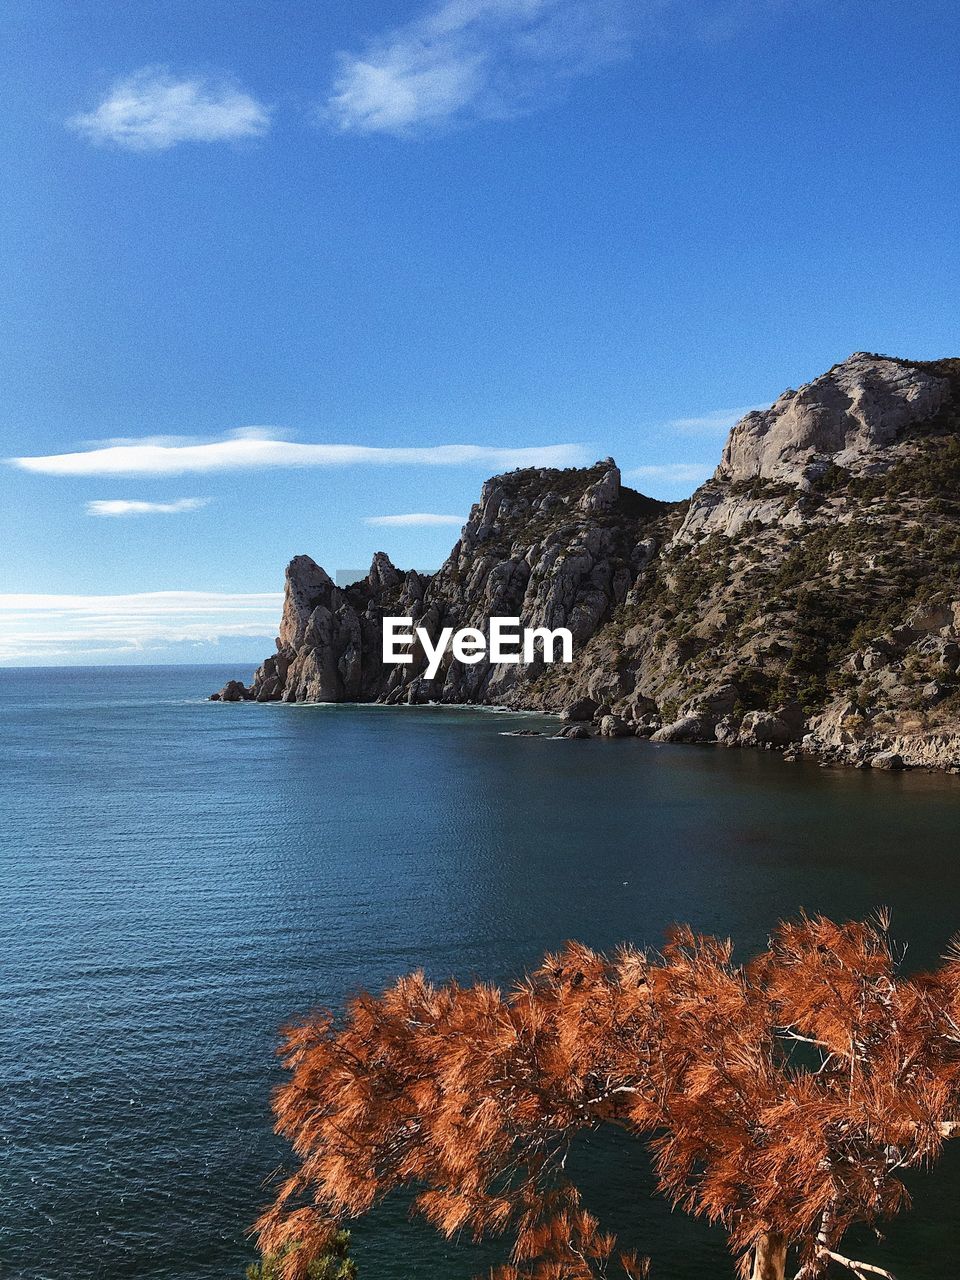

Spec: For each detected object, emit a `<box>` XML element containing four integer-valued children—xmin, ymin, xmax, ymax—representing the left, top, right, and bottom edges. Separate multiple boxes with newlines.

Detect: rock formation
<box><xmin>719</xmin><ymin>352</ymin><xmax>949</xmax><ymax>484</ymax></box>
<box><xmin>215</xmin><ymin>352</ymin><xmax>960</xmax><ymax>772</ymax></box>
<box><xmin>218</xmin><ymin>458</ymin><xmax>672</xmax><ymax>709</ymax></box>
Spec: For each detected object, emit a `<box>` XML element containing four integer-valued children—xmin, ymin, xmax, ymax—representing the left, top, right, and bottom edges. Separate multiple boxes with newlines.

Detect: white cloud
<box><xmin>625</xmin><ymin>462</ymin><xmax>714</xmax><ymax>492</ymax></box>
<box><xmin>664</xmin><ymin>405</ymin><xmax>766</xmax><ymax>436</ymax></box>
<box><xmin>0</xmin><ymin>591</ymin><xmax>282</xmax><ymax>665</ymax></box>
<box><xmin>11</xmin><ymin>431</ymin><xmax>587</xmax><ymax>476</ymax></box>
<box><xmin>86</xmin><ymin>498</ymin><xmax>211</xmax><ymax>518</ymax></box>
<box><xmin>364</xmin><ymin>512</ymin><xmax>466</xmax><ymax>527</ymax></box>
<box><xmin>68</xmin><ymin>68</ymin><xmax>271</xmax><ymax>150</ymax></box>
<box><xmin>325</xmin><ymin>0</ymin><xmax>640</xmax><ymax>135</ymax></box>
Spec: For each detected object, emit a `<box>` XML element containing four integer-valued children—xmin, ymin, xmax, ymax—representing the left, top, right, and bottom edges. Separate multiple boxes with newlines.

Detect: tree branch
<box><xmin>821</xmin><ymin>1248</ymin><xmax>896</xmax><ymax>1280</ymax></box>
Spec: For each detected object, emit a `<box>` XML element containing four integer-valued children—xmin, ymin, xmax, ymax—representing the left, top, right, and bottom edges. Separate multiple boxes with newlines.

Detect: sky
<box><xmin>2</xmin><ymin>0</ymin><xmax>960</xmax><ymax>665</ymax></box>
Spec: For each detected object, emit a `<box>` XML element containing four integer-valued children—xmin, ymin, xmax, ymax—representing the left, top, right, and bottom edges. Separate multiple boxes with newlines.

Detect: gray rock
<box><xmin>921</xmin><ymin>681</ymin><xmax>950</xmax><ymax>706</ymax></box>
<box><xmin>633</xmin><ymin>714</ymin><xmax>661</xmax><ymax>738</ymax></box>
<box><xmin>861</xmin><ymin>647</ymin><xmax>889</xmax><ymax>672</ymax></box>
<box><xmin>714</xmin><ymin>714</ymin><xmax>739</xmax><ymax>744</ymax></box>
<box><xmin>255</xmin><ymin>677</ymin><xmax>283</xmax><ymax>702</ymax></box>
<box><xmin>870</xmin><ymin>751</ymin><xmax>905</xmax><ymax>770</ymax></box>
<box><xmin>690</xmin><ymin>684</ymin><xmax>739</xmax><ymax>718</ymax></box>
<box><xmin>208</xmin><ymin>362</ymin><xmax>960</xmax><ymax>777</ymax></box>
<box><xmin>719</xmin><ymin>353</ymin><xmax>948</xmax><ymax>484</ymax></box>
<box><xmin>561</xmin><ymin>697</ymin><xmax>600</xmax><ymax>722</ymax></box>
<box><xmin>651</xmin><ymin>714</ymin><xmax>713</xmax><ymax>743</ymax></box>
<box><xmin>278</xmin><ymin>555</ymin><xmax>335</xmax><ymax>650</ymax></box>
<box><xmin>577</xmin><ymin>462</ymin><xmax>620</xmax><ymax>512</ymax></box>
<box><xmin>598</xmin><ymin>714</ymin><xmax>631</xmax><ymax>738</ymax></box>
<box><xmin>556</xmin><ymin>724</ymin><xmax>592</xmax><ymax>740</ymax></box>
<box><xmin>367</xmin><ymin>551</ymin><xmax>402</xmax><ymax>594</ymax></box>
<box><xmin>737</xmin><ymin>710</ymin><xmax>800</xmax><ymax>748</ymax></box>
<box><xmin>623</xmin><ymin>695</ymin><xmax>658</xmax><ymax>721</ymax></box>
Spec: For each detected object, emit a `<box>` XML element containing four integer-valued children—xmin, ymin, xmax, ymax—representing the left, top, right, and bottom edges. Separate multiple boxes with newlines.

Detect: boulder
<box><xmin>738</xmin><ymin>703</ymin><xmax>805</xmax><ymax>748</ymax></box>
<box><xmin>651</xmin><ymin>714</ymin><xmax>713</xmax><ymax>744</ymax></box>
<box><xmin>921</xmin><ymin>681</ymin><xmax>950</xmax><ymax>706</ymax></box>
<box><xmin>694</xmin><ymin>684</ymin><xmax>740</xmax><ymax>718</ymax></box>
<box><xmin>633</xmin><ymin>714</ymin><xmax>661</xmax><ymax>738</ymax></box>
<box><xmin>738</xmin><ymin>711</ymin><xmax>794</xmax><ymax>748</ymax></box>
<box><xmin>560</xmin><ymin>697</ymin><xmax>599</xmax><ymax>722</ymax></box>
<box><xmin>555</xmin><ymin>724</ymin><xmax>592</xmax><ymax>740</ymax></box>
<box><xmin>861</xmin><ymin>647</ymin><xmax>889</xmax><ymax>672</ymax></box>
<box><xmin>623</xmin><ymin>695</ymin><xmax>658</xmax><ymax>721</ymax></box>
<box><xmin>598</xmin><ymin>714</ymin><xmax>631</xmax><ymax>738</ymax></box>
<box><xmin>249</xmin><ymin>652</ymin><xmax>290</xmax><ymax>702</ymax></box>
<box><xmin>216</xmin><ymin>680</ymin><xmax>251</xmax><ymax>703</ymax></box>
<box><xmin>715</xmin><ymin>715</ymin><xmax>739</xmax><ymax>744</ymax></box>
<box><xmin>870</xmin><ymin>750</ymin><xmax>905</xmax><ymax>771</ymax></box>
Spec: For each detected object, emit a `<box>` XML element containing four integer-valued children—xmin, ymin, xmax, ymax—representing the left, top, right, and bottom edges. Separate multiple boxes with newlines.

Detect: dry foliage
<box><xmin>255</xmin><ymin>914</ymin><xmax>960</xmax><ymax>1280</ymax></box>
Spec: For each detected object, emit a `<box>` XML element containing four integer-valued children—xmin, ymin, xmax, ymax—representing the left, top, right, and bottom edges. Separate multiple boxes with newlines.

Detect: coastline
<box><xmin>209</xmin><ymin>691</ymin><xmax>960</xmax><ymax>775</ymax></box>
<box><xmin>215</xmin><ymin>356</ymin><xmax>960</xmax><ymax>784</ymax></box>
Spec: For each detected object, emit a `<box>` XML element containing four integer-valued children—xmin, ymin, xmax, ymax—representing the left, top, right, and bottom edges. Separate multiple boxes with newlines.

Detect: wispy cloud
<box><xmin>324</xmin><ymin>0</ymin><xmax>640</xmax><ymax>135</ymax></box>
<box><xmin>85</xmin><ymin>498</ymin><xmax>211</xmax><ymax>518</ymax></box>
<box><xmin>11</xmin><ymin>430</ymin><xmax>587</xmax><ymax>476</ymax></box>
<box><xmin>364</xmin><ymin>512</ymin><xmax>466</xmax><ymax>527</ymax></box>
<box><xmin>664</xmin><ymin>405</ymin><xmax>765</xmax><ymax>436</ymax></box>
<box><xmin>0</xmin><ymin>592</ymin><xmax>282</xmax><ymax>665</ymax></box>
<box><xmin>68</xmin><ymin>68</ymin><xmax>271</xmax><ymax>150</ymax></box>
<box><xmin>625</xmin><ymin>462</ymin><xmax>714</xmax><ymax>493</ymax></box>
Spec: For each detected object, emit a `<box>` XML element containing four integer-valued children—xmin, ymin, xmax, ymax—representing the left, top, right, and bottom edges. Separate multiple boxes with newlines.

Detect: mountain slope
<box><xmin>217</xmin><ymin>353</ymin><xmax>960</xmax><ymax>771</ymax></box>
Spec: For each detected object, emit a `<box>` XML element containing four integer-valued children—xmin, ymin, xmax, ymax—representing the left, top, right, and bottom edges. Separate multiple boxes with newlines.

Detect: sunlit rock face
<box><xmin>719</xmin><ymin>352</ymin><xmax>949</xmax><ymax>484</ymax></box>
<box><xmin>277</xmin><ymin>555</ymin><xmax>335</xmax><ymax>650</ymax></box>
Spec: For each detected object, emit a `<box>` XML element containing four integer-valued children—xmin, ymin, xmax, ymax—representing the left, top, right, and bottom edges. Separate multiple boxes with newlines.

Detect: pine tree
<box><xmin>255</xmin><ymin>914</ymin><xmax>960</xmax><ymax>1280</ymax></box>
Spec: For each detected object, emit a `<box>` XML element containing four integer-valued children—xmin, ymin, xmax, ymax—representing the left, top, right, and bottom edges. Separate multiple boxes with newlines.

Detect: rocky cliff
<box><xmin>216</xmin><ymin>459</ymin><xmax>674</xmax><ymax>708</ymax></box>
<box><xmin>215</xmin><ymin>352</ymin><xmax>960</xmax><ymax>772</ymax></box>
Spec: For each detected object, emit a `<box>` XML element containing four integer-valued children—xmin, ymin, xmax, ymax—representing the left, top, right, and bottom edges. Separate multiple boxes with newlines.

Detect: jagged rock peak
<box><xmin>278</xmin><ymin>555</ymin><xmax>334</xmax><ymax>650</ymax></box>
<box><xmin>367</xmin><ymin>551</ymin><xmax>402</xmax><ymax>594</ymax></box>
<box><xmin>578</xmin><ymin>460</ymin><xmax>621</xmax><ymax>512</ymax></box>
<box><xmin>719</xmin><ymin>352</ymin><xmax>950</xmax><ymax>484</ymax></box>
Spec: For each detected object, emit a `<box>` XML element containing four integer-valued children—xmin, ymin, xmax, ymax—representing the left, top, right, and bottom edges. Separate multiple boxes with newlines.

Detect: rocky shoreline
<box><xmin>215</xmin><ymin>352</ymin><xmax>960</xmax><ymax>775</ymax></box>
<box><xmin>212</xmin><ymin>682</ymin><xmax>957</xmax><ymax>773</ymax></box>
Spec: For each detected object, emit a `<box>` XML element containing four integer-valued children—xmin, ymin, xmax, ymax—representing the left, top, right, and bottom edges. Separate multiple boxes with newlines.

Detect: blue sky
<box><xmin>2</xmin><ymin>0</ymin><xmax>959</xmax><ymax>664</ymax></box>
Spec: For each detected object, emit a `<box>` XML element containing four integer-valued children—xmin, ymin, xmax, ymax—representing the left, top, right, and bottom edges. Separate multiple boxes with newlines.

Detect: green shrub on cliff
<box><xmin>246</xmin><ymin>1231</ymin><xmax>357</xmax><ymax>1280</ymax></box>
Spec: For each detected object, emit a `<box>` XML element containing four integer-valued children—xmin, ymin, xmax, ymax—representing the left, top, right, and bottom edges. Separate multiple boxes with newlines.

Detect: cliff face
<box><xmin>219</xmin><ymin>460</ymin><xmax>675</xmax><ymax>708</ymax></box>
<box><xmin>718</xmin><ymin>352</ymin><xmax>949</xmax><ymax>484</ymax></box>
<box><xmin>217</xmin><ymin>352</ymin><xmax>960</xmax><ymax>771</ymax></box>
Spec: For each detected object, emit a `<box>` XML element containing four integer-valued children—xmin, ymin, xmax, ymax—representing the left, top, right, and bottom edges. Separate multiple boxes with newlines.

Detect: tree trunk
<box><xmin>750</xmin><ymin>1233</ymin><xmax>788</xmax><ymax>1280</ymax></box>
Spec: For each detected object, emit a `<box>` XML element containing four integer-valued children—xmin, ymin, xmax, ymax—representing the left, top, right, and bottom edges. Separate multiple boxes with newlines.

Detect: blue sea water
<box><xmin>3</xmin><ymin>665</ymin><xmax>960</xmax><ymax>1280</ymax></box>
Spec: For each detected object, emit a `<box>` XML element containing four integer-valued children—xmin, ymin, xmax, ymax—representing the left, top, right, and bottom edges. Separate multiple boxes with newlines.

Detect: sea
<box><xmin>3</xmin><ymin>665</ymin><xmax>960</xmax><ymax>1280</ymax></box>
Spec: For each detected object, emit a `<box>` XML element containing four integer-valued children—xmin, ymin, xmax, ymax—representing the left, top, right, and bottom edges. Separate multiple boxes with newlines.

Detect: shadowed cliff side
<box><xmin>216</xmin><ymin>352</ymin><xmax>960</xmax><ymax>772</ymax></box>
